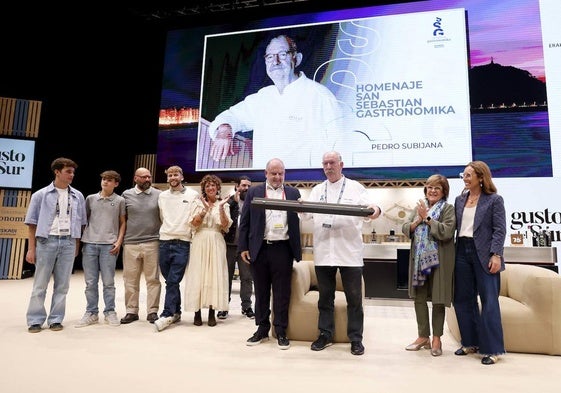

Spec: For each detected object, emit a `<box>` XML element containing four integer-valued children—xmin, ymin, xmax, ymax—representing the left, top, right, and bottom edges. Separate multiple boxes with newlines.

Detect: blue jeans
<box><xmin>454</xmin><ymin>237</ymin><xmax>505</xmax><ymax>355</ymax></box>
<box><xmin>81</xmin><ymin>243</ymin><xmax>118</xmax><ymax>314</ymax></box>
<box><xmin>26</xmin><ymin>236</ymin><xmax>76</xmax><ymax>326</ymax></box>
<box><xmin>158</xmin><ymin>240</ymin><xmax>190</xmax><ymax>317</ymax></box>
<box><xmin>315</xmin><ymin>266</ymin><xmax>364</xmax><ymax>342</ymax></box>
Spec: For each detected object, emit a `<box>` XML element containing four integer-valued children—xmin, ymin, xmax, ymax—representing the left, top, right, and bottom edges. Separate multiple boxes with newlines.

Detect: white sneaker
<box><xmin>104</xmin><ymin>311</ymin><xmax>120</xmax><ymax>326</ymax></box>
<box><xmin>154</xmin><ymin>316</ymin><xmax>174</xmax><ymax>332</ymax></box>
<box><xmin>171</xmin><ymin>313</ymin><xmax>181</xmax><ymax>324</ymax></box>
<box><xmin>75</xmin><ymin>312</ymin><xmax>99</xmax><ymax>328</ymax></box>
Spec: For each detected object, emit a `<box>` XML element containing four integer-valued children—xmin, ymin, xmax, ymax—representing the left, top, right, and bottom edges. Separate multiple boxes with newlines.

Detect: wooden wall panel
<box><xmin>1</xmin><ymin>96</ymin><xmax>40</xmax><ymax>279</ymax></box>
<box><xmin>0</xmin><ymin>97</ymin><xmax>41</xmax><ymax>138</ymax></box>
<box><xmin>134</xmin><ymin>154</ymin><xmax>157</xmax><ymax>176</ymax></box>
<box><xmin>0</xmin><ymin>189</ymin><xmax>31</xmax><ymax>279</ymax></box>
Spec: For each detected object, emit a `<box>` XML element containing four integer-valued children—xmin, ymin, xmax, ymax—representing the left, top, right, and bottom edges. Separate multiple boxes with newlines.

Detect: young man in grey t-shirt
<box><xmin>77</xmin><ymin>170</ymin><xmax>126</xmax><ymax>327</ymax></box>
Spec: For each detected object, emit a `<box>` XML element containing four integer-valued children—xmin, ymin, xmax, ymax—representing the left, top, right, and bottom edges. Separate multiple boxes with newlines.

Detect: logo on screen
<box><xmin>433</xmin><ymin>17</ymin><xmax>445</xmax><ymax>36</ymax></box>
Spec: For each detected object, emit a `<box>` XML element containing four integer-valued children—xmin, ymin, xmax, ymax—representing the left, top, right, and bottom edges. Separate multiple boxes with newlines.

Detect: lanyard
<box><xmin>323</xmin><ymin>178</ymin><xmax>346</xmax><ymax>204</ymax></box>
<box><xmin>55</xmin><ymin>189</ymin><xmax>71</xmax><ymax>216</ymax></box>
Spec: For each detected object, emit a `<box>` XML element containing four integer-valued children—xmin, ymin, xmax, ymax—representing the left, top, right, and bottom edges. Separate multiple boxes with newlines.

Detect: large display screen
<box><xmin>157</xmin><ymin>0</ymin><xmax>559</xmax><ymax>183</ymax></box>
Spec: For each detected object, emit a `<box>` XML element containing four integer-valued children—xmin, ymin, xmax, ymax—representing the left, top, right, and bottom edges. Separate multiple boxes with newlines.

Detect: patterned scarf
<box><xmin>412</xmin><ymin>198</ymin><xmax>445</xmax><ymax>287</ymax></box>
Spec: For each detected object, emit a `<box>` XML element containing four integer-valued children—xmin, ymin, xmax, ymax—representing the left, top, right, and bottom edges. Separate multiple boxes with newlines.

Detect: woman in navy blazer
<box><xmin>453</xmin><ymin>161</ymin><xmax>506</xmax><ymax>365</ymax></box>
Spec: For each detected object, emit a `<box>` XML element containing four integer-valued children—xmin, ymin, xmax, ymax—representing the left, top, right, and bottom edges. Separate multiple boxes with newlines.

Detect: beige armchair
<box><xmin>446</xmin><ymin>263</ymin><xmax>561</xmax><ymax>355</ymax></box>
<box><xmin>275</xmin><ymin>259</ymin><xmax>364</xmax><ymax>343</ymax></box>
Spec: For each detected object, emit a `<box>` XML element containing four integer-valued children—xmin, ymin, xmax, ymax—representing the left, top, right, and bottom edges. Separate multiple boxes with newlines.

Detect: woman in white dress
<box><xmin>184</xmin><ymin>174</ymin><xmax>232</xmax><ymax>326</ymax></box>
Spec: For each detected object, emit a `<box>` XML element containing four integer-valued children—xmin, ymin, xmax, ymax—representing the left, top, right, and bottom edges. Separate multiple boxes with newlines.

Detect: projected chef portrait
<box><xmin>197</xmin><ymin>9</ymin><xmax>472</xmax><ymax>171</ymax></box>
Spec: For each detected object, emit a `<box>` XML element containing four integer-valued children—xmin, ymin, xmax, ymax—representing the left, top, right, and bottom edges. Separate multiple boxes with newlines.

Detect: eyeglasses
<box><xmin>264</xmin><ymin>50</ymin><xmax>294</xmax><ymax>63</ymax></box>
<box><xmin>459</xmin><ymin>172</ymin><xmax>472</xmax><ymax>179</ymax></box>
<box><xmin>426</xmin><ymin>186</ymin><xmax>442</xmax><ymax>191</ymax></box>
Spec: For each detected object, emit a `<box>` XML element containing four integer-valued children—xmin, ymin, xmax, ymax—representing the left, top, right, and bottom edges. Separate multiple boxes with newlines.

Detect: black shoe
<box><xmin>454</xmin><ymin>346</ymin><xmax>478</xmax><ymax>356</ymax></box>
<box><xmin>194</xmin><ymin>310</ymin><xmax>203</xmax><ymax>326</ymax></box>
<box><xmin>147</xmin><ymin>312</ymin><xmax>158</xmax><ymax>323</ymax></box>
<box><xmin>28</xmin><ymin>324</ymin><xmax>42</xmax><ymax>333</ymax></box>
<box><xmin>49</xmin><ymin>323</ymin><xmax>63</xmax><ymax>331</ymax></box>
<box><xmin>246</xmin><ymin>331</ymin><xmax>269</xmax><ymax>346</ymax></box>
<box><xmin>120</xmin><ymin>313</ymin><xmax>139</xmax><ymax>324</ymax></box>
<box><xmin>481</xmin><ymin>355</ymin><xmax>498</xmax><ymax>365</ymax></box>
<box><xmin>208</xmin><ymin>309</ymin><xmax>216</xmax><ymax>327</ymax></box>
<box><xmin>217</xmin><ymin>311</ymin><xmax>228</xmax><ymax>319</ymax></box>
<box><xmin>311</xmin><ymin>334</ymin><xmax>333</xmax><ymax>351</ymax></box>
<box><xmin>277</xmin><ymin>335</ymin><xmax>290</xmax><ymax>350</ymax></box>
<box><xmin>242</xmin><ymin>308</ymin><xmax>255</xmax><ymax>319</ymax></box>
<box><xmin>351</xmin><ymin>341</ymin><xmax>365</xmax><ymax>355</ymax></box>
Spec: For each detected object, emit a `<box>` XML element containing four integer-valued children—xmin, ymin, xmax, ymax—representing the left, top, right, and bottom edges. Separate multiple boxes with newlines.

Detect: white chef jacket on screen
<box><xmin>208</xmin><ymin>72</ymin><xmax>344</xmax><ymax>170</ymax></box>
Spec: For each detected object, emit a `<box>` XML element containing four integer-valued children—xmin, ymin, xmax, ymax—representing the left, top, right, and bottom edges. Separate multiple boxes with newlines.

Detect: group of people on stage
<box><xmin>23</xmin><ymin>161</ymin><xmax>255</xmax><ymax>336</ymax></box>
<box><xmin>207</xmin><ymin>30</ymin><xmax>505</xmax><ymax>363</ymax></box>
<box><xmin>207</xmin><ymin>30</ymin><xmax>506</xmax><ymax>364</ymax></box>
<box><xmin>23</xmin><ymin>152</ymin><xmax>506</xmax><ymax>365</ymax></box>
<box><xmin>21</xmin><ymin>31</ymin><xmax>505</xmax><ymax>363</ymax></box>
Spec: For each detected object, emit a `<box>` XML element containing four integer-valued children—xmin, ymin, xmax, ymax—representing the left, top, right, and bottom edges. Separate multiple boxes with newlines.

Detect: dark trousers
<box><xmin>250</xmin><ymin>241</ymin><xmax>293</xmax><ymax>336</ymax></box>
<box><xmin>454</xmin><ymin>237</ymin><xmax>504</xmax><ymax>355</ymax></box>
<box><xmin>158</xmin><ymin>240</ymin><xmax>190</xmax><ymax>317</ymax></box>
<box><xmin>226</xmin><ymin>243</ymin><xmax>253</xmax><ymax>310</ymax></box>
<box><xmin>315</xmin><ymin>266</ymin><xmax>364</xmax><ymax>342</ymax></box>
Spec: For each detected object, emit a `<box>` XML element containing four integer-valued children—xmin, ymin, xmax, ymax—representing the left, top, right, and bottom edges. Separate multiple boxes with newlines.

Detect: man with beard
<box><xmin>120</xmin><ymin>167</ymin><xmax>162</xmax><ymax>324</ymax></box>
<box><xmin>154</xmin><ymin>166</ymin><xmax>199</xmax><ymax>332</ymax></box>
<box><xmin>218</xmin><ymin>175</ymin><xmax>254</xmax><ymax>320</ymax></box>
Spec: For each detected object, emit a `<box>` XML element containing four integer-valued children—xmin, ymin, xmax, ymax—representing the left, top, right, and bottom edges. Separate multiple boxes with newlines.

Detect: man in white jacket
<box><xmin>208</xmin><ymin>34</ymin><xmax>344</xmax><ymax>170</ymax></box>
<box><xmin>300</xmin><ymin>151</ymin><xmax>381</xmax><ymax>355</ymax></box>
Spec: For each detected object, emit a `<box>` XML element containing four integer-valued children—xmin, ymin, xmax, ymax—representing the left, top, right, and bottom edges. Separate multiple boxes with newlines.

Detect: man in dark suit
<box><xmin>238</xmin><ymin>158</ymin><xmax>302</xmax><ymax>350</ymax></box>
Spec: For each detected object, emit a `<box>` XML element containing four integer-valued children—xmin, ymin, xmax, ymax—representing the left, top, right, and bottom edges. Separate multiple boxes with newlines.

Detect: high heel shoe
<box><xmin>431</xmin><ymin>338</ymin><xmax>442</xmax><ymax>356</ymax></box>
<box><xmin>430</xmin><ymin>344</ymin><xmax>442</xmax><ymax>356</ymax></box>
<box><xmin>405</xmin><ymin>338</ymin><xmax>431</xmax><ymax>351</ymax></box>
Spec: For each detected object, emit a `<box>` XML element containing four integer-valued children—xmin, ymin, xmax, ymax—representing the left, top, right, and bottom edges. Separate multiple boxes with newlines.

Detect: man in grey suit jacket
<box><xmin>238</xmin><ymin>158</ymin><xmax>301</xmax><ymax>350</ymax></box>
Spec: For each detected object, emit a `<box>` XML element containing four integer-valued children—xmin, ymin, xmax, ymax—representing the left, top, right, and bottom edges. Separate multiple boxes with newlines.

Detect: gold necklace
<box><xmin>468</xmin><ymin>195</ymin><xmax>480</xmax><ymax>204</ymax></box>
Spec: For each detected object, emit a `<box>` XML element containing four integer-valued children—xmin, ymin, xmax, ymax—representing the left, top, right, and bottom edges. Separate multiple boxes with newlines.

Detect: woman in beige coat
<box><xmin>401</xmin><ymin>174</ymin><xmax>456</xmax><ymax>356</ymax></box>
